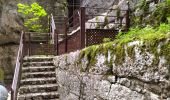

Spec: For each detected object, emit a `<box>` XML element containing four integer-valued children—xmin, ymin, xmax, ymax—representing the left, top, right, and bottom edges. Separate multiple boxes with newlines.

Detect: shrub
<box><xmin>17</xmin><ymin>2</ymin><xmax>47</xmax><ymax>32</ymax></box>
<box><xmin>103</xmin><ymin>38</ymin><xmax>112</xmax><ymax>43</ymax></box>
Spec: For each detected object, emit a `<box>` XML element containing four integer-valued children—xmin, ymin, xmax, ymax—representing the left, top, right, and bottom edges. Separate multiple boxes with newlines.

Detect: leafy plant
<box><xmin>115</xmin><ymin>23</ymin><xmax>170</xmax><ymax>45</ymax></box>
<box><xmin>17</xmin><ymin>2</ymin><xmax>47</xmax><ymax>32</ymax></box>
<box><xmin>166</xmin><ymin>0</ymin><xmax>170</xmax><ymax>5</ymax></box>
<box><xmin>103</xmin><ymin>38</ymin><xmax>112</xmax><ymax>43</ymax></box>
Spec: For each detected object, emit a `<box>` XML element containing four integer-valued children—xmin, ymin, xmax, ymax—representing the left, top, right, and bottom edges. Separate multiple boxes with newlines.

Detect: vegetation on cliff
<box><xmin>132</xmin><ymin>0</ymin><xmax>170</xmax><ymax>27</ymax></box>
<box><xmin>79</xmin><ymin>0</ymin><xmax>170</xmax><ymax>67</ymax></box>
<box><xmin>80</xmin><ymin>22</ymin><xmax>170</xmax><ymax>68</ymax></box>
<box><xmin>17</xmin><ymin>2</ymin><xmax>47</xmax><ymax>32</ymax></box>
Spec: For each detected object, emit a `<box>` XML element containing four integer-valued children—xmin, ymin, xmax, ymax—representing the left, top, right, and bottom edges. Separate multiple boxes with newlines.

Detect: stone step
<box><xmin>20</xmin><ymin>77</ymin><xmax>56</xmax><ymax>85</ymax></box>
<box><xmin>18</xmin><ymin>91</ymin><xmax>59</xmax><ymax>100</ymax></box>
<box><xmin>23</xmin><ymin>61</ymin><xmax>54</xmax><ymax>67</ymax></box>
<box><xmin>22</xmin><ymin>66</ymin><xmax>55</xmax><ymax>72</ymax></box>
<box><xmin>19</xmin><ymin>84</ymin><xmax>58</xmax><ymax>94</ymax></box>
<box><xmin>22</xmin><ymin>72</ymin><xmax>56</xmax><ymax>79</ymax></box>
<box><xmin>23</xmin><ymin>56</ymin><xmax>54</xmax><ymax>62</ymax></box>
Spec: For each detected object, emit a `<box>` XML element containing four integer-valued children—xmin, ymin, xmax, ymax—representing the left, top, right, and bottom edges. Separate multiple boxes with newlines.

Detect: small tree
<box><xmin>17</xmin><ymin>2</ymin><xmax>47</xmax><ymax>32</ymax></box>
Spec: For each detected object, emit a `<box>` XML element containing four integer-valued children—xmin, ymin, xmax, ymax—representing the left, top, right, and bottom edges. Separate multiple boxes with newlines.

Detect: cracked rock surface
<box><xmin>54</xmin><ymin>38</ymin><xmax>170</xmax><ymax>100</ymax></box>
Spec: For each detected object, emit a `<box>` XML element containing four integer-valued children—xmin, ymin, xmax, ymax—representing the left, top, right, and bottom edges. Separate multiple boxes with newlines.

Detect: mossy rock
<box><xmin>160</xmin><ymin>41</ymin><xmax>170</xmax><ymax>65</ymax></box>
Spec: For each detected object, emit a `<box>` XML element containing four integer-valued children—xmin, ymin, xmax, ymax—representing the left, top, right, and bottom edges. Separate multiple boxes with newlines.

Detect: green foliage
<box><xmin>160</xmin><ymin>42</ymin><xmax>170</xmax><ymax>65</ymax></box>
<box><xmin>79</xmin><ymin>22</ymin><xmax>170</xmax><ymax>67</ymax></box>
<box><xmin>157</xmin><ymin>23</ymin><xmax>170</xmax><ymax>33</ymax></box>
<box><xmin>103</xmin><ymin>16</ymin><xmax>109</xmax><ymax>28</ymax></box>
<box><xmin>17</xmin><ymin>2</ymin><xmax>47</xmax><ymax>32</ymax></box>
<box><xmin>115</xmin><ymin>24</ymin><xmax>169</xmax><ymax>45</ymax></box>
<box><xmin>0</xmin><ymin>68</ymin><xmax>4</xmax><ymax>82</ymax></box>
<box><xmin>103</xmin><ymin>38</ymin><xmax>112</xmax><ymax>43</ymax></box>
<box><xmin>167</xmin><ymin>16</ymin><xmax>170</xmax><ymax>23</ymax></box>
<box><xmin>59</xmin><ymin>1</ymin><xmax>68</xmax><ymax>11</ymax></box>
<box><xmin>132</xmin><ymin>0</ymin><xmax>170</xmax><ymax>27</ymax></box>
<box><xmin>166</xmin><ymin>0</ymin><xmax>170</xmax><ymax>5</ymax></box>
<box><xmin>139</xmin><ymin>0</ymin><xmax>149</xmax><ymax>14</ymax></box>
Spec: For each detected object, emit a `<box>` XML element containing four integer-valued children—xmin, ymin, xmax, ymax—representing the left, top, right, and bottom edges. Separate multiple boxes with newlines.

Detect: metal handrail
<box><xmin>11</xmin><ymin>31</ymin><xmax>24</xmax><ymax>100</ymax></box>
<box><xmin>51</xmin><ymin>4</ymin><xmax>130</xmax><ymax>55</ymax></box>
<box><xmin>50</xmin><ymin>14</ymin><xmax>56</xmax><ymax>44</ymax></box>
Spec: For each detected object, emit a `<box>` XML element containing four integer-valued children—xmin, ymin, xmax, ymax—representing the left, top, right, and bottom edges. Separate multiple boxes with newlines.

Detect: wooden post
<box><xmin>125</xmin><ymin>1</ymin><xmax>130</xmax><ymax>31</ymax></box>
<box><xmin>64</xmin><ymin>17</ymin><xmax>68</xmax><ymax>53</ymax></box>
<box><xmin>80</xmin><ymin>7</ymin><xmax>85</xmax><ymax>49</ymax></box>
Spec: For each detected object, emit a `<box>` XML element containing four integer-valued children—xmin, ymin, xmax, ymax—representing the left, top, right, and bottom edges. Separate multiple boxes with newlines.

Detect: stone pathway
<box><xmin>17</xmin><ymin>56</ymin><xmax>59</xmax><ymax>100</ymax></box>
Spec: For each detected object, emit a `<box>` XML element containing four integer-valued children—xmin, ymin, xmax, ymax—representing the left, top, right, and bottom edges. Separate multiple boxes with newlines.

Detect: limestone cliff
<box><xmin>0</xmin><ymin>0</ymin><xmax>56</xmax><ymax>85</ymax></box>
<box><xmin>0</xmin><ymin>0</ymin><xmax>22</xmax><ymax>85</ymax></box>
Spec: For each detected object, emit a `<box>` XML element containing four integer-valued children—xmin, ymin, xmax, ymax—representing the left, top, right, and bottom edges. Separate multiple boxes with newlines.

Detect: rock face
<box><xmin>82</xmin><ymin>0</ymin><xmax>165</xmax><ymax>29</ymax></box>
<box><xmin>82</xmin><ymin>0</ymin><xmax>119</xmax><ymax>15</ymax></box>
<box><xmin>0</xmin><ymin>0</ymin><xmax>23</xmax><ymax>35</ymax></box>
<box><xmin>0</xmin><ymin>45</ymin><xmax>18</xmax><ymax>85</ymax></box>
<box><xmin>0</xmin><ymin>0</ymin><xmax>56</xmax><ymax>85</ymax></box>
<box><xmin>54</xmin><ymin>38</ymin><xmax>170</xmax><ymax>100</ymax></box>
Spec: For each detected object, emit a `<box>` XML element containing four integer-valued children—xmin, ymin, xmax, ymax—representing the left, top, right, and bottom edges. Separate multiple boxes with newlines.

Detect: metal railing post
<box><xmin>80</xmin><ymin>7</ymin><xmax>86</xmax><ymax>49</ymax></box>
<box><xmin>125</xmin><ymin>1</ymin><xmax>130</xmax><ymax>31</ymax></box>
<box><xmin>12</xmin><ymin>31</ymin><xmax>24</xmax><ymax>100</ymax></box>
<box><xmin>22</xmin><ymin>32</ymin><xmax>25</xmax><ymax>57</ymax></box>
<box><xmin>64</xmin><ymin>17</ymin><xmax>68</xmax><ymax>53</ymax></box>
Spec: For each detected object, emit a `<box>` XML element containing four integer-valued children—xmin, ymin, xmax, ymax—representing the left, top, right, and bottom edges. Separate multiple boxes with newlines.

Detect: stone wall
<box><xmin>54</xmin><ymin>37</ymin><xmax>170</xmax><ymax>100</ymax></box>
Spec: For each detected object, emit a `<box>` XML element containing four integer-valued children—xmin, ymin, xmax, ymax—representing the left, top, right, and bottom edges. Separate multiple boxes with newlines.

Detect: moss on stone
<box><xmin>79</xmin><ymin>24</ymin><xmax>170</xmax><ymax>67</ymax></box>
<box><xmin>160</xmin><ymin>41</ymin><xmax>170</xmax><ymax>65</ymax></box>
<box><xmin>79</xmin><ymin>38</ymin><xmax>169</xmax><ymax>68</ymax></box>
<box><xmin>144</xmin><ymin>38</ymin><xmax>168</xmax><ymax>67</ymax></box>
<box><xmin>114</xmin><ymin>44</ymin><xmax>125</xmax><ymax>66</ymax></box>
<box><xmin>79</xmin><ymin>45</ymin><xmax>100</xmax><ymax>66</ymax></box>
<box><xmin>0</xmin><ymin>68</ymin><xmax>4</xmax><ymax>82</ymax></box>
<box><xmin>127</xmin><ymin>45</ymin><xmax>135</xmax><ymax>60</ymax></box>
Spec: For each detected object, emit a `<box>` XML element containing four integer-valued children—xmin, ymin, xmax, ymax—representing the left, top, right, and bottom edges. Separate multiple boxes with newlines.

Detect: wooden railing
<box><xmin>11</xmin><ymin>31</ymin><xmax>25</xmax><ymax>100</ymax></box>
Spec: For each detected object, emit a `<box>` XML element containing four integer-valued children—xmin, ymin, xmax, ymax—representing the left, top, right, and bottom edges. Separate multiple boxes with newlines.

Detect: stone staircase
<box><xmin>17</xmin><ymin>56</ymin><xmax>59</xmax><ymax>100</ymax></box>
